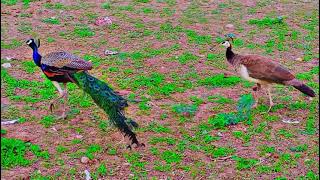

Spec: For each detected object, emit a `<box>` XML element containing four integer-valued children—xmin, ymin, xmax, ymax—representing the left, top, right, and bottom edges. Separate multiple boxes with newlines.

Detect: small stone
<box><xmin>81</xmin><ymin>156</ymin><xmax>90</xmax><ymax>164</ymax></box>
<box><xmin>225</xmin><ymin>24</ymin><xmax>234</xmax><ymax>30</ymax></box>
<box><xmin>181</xmin><ymin>112</ymin><xmax>191</xmax><ymax>117</ymax></box>
<box><xmin>76</xmin><ymin>134</ymin><xmax>83</xmax><ymax>139</ymax></box>
<box><xmin>217</xmin><ymin>132</ymin><xmax>223</xmax><ymax>137</ymax></box>
<box><xmin>1</xmin><ymin>63</ymin><xmax>12</xmax><ymax>68</ymax></box>
<box><xmin>95</xmin><ymin>16</ymin><xmax>112</xmax><ymax>26</ymax></box>
<box><xmin>51</xmin><ymin>127</ymin><xmax>58</xmax><ymax>131</ymax></box>
<box><xmin>123</xmin><ymin>162</ymin><xmax>130</xmax><ymax>166</ymax></box>
<box><xmin>5</xmin><ymin>57</ymin><xmax>13</xmax><ymax>60</ymax></box>
<box><xmin>105</xmin><ymin>49</ymin><xmax>118</xmax><ymax>55</ymax></box>
<box><xmin>295</xmin><ymin>57</ymin><xmax>303</xmax><ymax>61</ymax></box>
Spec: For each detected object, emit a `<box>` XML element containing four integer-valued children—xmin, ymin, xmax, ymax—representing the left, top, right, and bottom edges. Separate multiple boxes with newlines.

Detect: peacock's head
<box><xmin>26</xmin><ymin>38</ymin><xmax>40</xmax><ymax>49</ymax></box>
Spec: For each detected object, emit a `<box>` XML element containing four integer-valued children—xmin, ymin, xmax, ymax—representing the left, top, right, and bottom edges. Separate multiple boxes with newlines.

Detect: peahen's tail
<box><xmin>71</xmin><ymin>71</ymin><xmax>141</xmax><ymax>145</ymax></box>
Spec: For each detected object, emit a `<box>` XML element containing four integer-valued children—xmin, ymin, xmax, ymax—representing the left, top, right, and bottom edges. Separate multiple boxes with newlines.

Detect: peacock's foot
<box><xmin>126</xmin><ymin>142</ymin><xmax>145</xmax><ymax>150</ymax></box>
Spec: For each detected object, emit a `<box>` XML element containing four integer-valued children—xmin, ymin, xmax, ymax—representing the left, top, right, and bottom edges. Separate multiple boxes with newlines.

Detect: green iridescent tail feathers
<box><xmin>71</xmin><ymin>71</ymin><xmax>142</xmax><ymax>146</ymax></box>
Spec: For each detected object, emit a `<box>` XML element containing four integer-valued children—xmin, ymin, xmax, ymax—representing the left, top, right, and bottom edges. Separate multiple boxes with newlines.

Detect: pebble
<box><xmin>75</xmin><ymin>134</ymin><xmax>83</xmax><ymax>139</ymax></box>
<box><xmin>225</xmin><ymin>24</ymin><xmax>234</xmax><ymax>30</ymax></box>
<box><xmin>81</xmin><ymin>156</ymin><xmax>90</xmax><ymax>164</ymax></box>
<box><xmin>123</xmin><ymin>162</ymin><xmax>130</xmax><ymax>166</ymax></box>
<box><xmin>217</xmin><ymin>132</ymin><xmax>223</xmax><ymax>137</ymax></box>
<box><xmin>295</xmin><ymin>57</ymin><xmax>303</xmax><ymax>61</ymax></box>
<box><xmin>1</xmin><ymin>63</ymin><xmax>12</xmax><ymax>68</ymax></box>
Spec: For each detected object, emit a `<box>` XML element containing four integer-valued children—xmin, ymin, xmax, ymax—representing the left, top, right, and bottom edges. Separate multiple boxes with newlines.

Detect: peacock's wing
<box><xmin>41</xmin><ymin>51</ymin><xmax>92</xmax><ymax>71</ymax></box>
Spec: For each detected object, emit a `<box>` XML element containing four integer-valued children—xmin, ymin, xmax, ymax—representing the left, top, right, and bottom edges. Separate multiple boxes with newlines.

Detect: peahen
<box><xmin>26</xmin><ymin>38</ymin><xmax>144</xmax><ymax>148</ymax></box>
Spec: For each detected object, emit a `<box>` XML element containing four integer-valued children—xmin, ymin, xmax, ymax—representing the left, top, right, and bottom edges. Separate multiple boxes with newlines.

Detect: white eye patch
<box><xmin>26</xmin><ymin>40</ymin><xmax>32</xmax><ymax>45</ymax></box>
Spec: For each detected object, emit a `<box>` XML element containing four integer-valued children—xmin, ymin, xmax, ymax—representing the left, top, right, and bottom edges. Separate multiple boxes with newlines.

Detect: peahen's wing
<box><xmin>239</xmin><ymin>55</ymin><xmax>295</xmax><ymax>84</ymax></box>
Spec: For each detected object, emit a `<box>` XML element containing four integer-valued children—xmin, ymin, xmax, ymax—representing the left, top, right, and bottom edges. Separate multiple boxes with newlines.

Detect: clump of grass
<box><xmin>289</xmin><ymin>144</ymin><xmax>308</xmax><ymax>152</ymax></box>
<box><xmin>184</xmin><ymin>29</ymin><xmax>212</xmax><ymax>45</ymax></box>
<box><xmin>198</xmin><ymin>73</ymin><xmax>241</xmax><ymax>88</ymax></box>
<box><xmin>42</xmin><ymin>17</ymin><xmax>60</xmax><ymax>24</ymax></box>
<box><xmin>101</xmin><ymin>2</ymin><xmax>111</xmax><ymax>9</ymax></box>
<box><xmin>1</xmin><ymin>137</ymin><xmax>49</xmax><ymax>169</ymax></box>
<box><xmin>208</xmin><ymin>94</ymin><xmax>254</xmax><ymax>129</ymax></box>
<box><xmin>248</xmin><ymin>16</ymin><xmax>285</xmax><ymax>27</ymax></box>
<box><xmin>73</xmin><ymin>25</ymin><xmax>95</xmax><ymax>38</ymax></box>
<box><xmin>1</xmin><ymin>39</ymin><xmax>23</xmax><ymax>49</ymax></box>
<box><xmin>232</xmin><ymin>156</ymin><xmax>259</xmax><ymax>170</ymax></box>
<box><xmin>172</xmin><ymin>103</ymin><xmax>198</xmax><ymax>116</ymax></box>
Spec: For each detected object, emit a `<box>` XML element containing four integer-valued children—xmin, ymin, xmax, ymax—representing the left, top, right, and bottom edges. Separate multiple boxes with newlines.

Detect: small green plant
<box><xmin>40</xmin><ymin>115</ymin><xmax>55</xmax><ymax>128</ymax></box>
<box><xmin>42</xmin><ymin>17</ymin><xmax>60</xmax><ymax>24</ymax></box>
<box><xmin>289</xmin><ymin>144</ymin><xmax>308</xmax><ymax>152</ymax></box>
<box><xmin>1</xmin><ymin>138</ymin><xmax>49</xmax><ymax>168</ymax></box>
<box><xmin>208</xmin><ymin>94</ymin><xmax>254</xmax><ymax>129</ymax></box>
<box><xmin>175</xmin><ymin>52</ymin><xmax>199</xmax><ymax>65</ymax></box>
<box><xmin>73</xmin><ymin>25</ymin><xmax>95</xmax><ymax>38</ymax></box>
<box><xmin>161</xmin><ymin>150</ymin><xmax>182</xmax><ymax>164</ymax></box>
<box><xmin>248</xmin><ymin>16</ymin><xmax>285</xmax><ymax>27</ymax></box>
<box><xmin>101</xmin><ymin>2</ymin><xmax>111</xmax><ymax>9</ymax></box>
<box><xmin>198</xmin><ymin>74</ymin><xmax>241</xmax><ymax>88</ymax></box>
<box><xmin>172</xmin><ymin>103</ymin><xmax>198</xmax><ymax>116</ymax></box>
<box><xmin>233</xmin><ymin>156</ymin><xmax>259</xmax><ymax>170</ymax></box>
<box><xmin>1</xmin><ymin>39</ymin><xmax>23</xmax><ymax>49</ymax></box>
<box><xmin>56</xmin><ymin>145</ymin><xmax>69</xmax><ymax>153</ymax></box>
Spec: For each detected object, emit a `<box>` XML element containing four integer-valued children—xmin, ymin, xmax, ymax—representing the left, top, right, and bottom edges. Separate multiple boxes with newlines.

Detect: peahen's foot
<box><xmin>56</xmin><ymin>111</ymin><xmax>67</xmax><ymax>120</ymax></box>
<box><xmin>267</xmin><ymin>102</ymin><xmax>274</xmax><ymax>113</ymax></box>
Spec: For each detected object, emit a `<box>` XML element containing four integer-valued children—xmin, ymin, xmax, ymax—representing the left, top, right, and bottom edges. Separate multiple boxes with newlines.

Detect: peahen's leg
<box><xmin>266</xmin><ymin>85</ymin><xmax>274</xmax><ymax>112</ymax></box>
<box><xmin>252</xmin><ymin>83</ymin><xmax>261</xmax><ymax>108</ymax></box>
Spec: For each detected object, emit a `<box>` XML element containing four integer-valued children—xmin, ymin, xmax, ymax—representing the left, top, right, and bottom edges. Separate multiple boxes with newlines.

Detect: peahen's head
<box><xmin>26</xmin><ymin>38</ymin><xmax>40</xmax><ymax>49</ymax></box>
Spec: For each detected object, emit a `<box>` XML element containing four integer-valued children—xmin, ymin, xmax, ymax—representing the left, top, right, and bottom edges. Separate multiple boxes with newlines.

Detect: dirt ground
<box><xmin>1</xmin><ymin>0</ymin><xmax>319</xmax><ymax>179</ymax></box>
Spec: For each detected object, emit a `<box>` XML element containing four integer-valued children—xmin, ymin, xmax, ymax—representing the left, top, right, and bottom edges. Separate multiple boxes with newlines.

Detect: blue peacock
<box><xmin>26</xmin><ymin>38</ymin><xmax>144</xmax><ymax>148</ymax></box>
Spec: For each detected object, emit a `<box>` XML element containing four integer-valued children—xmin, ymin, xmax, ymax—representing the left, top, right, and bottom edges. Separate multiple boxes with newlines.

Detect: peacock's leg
<box><xmin>49</xmin><ymin>81</ymin><xmax>67</xmax><ymax>118</ymax></box>
<box><xmin>57</xmin><ymin>83</ymin><xmax>68</xmax><ymax>119</ymax></box>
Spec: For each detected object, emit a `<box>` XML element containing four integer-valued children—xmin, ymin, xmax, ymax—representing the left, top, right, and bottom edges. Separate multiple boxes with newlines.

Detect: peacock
<box><xmin>26</xmin><ymin>38</ymin><xmax>144</xmax><ymax>148</ymax></box>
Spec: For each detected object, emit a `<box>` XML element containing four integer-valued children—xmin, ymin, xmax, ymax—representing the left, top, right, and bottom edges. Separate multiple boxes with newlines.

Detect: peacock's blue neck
<box><xmin>32</xmin><ymin>47</ymin><xmax>42</xmax><ymax>67</ymax></box>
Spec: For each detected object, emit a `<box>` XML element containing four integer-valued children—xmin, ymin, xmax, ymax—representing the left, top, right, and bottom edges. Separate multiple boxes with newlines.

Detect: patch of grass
<box><xmin>42</xmin><ymin>17</ymin><xmax>60</xmax><ymax>24</ymax></box>
<box><xmin>172</xmin><ymin>103</ymin><xmax>198</xmax><ymax>116</ymax></box>
<box><xmin>56</xmin><ymin>145</ymin><xmax>69</xmax><ymax>154</ymax></box>
<box><xmin>1</xmin><ymin>39</ymin><xmax>23</xmax><ymax>49</ymax></box>
<box><xmin>18</xmin><ymin>22</ymin><xmax>33</xmax><ymax>34</ymax></box>
<box><xmin>21</xmin><ymin>61</ymin><xmax>37</xmax><ymax>74</ymax></box>
<box><xmin>1</xmin><ymin>0</ymin><xmax>18</xmax><ymax>5</ymax></box>
<box><xmin>40</xmin><ymin>115</ymin><xmax>55</xmax><ymax>128</ymax></box>
<box><xmin>85</xmin><ymin>144</ymin><xmax>102</xmax><ymax>160</ymax></box>
<box><xmin>161</xmin><ymin>150</ymin><xmax>182</xmax><ymax>164</ymax></box>
<box><xmin>185</xmin><ymin>29</ymin><xmax>212</xmax><ymax>45</ymax></box>
<box><xmin>208</xmin><ymin>94</ymin><xmax>254</xmax><ymax>128</ymax></box>
<box><xmin>149</xmin><ymin>137</ymin><xmax>176</xmax><ymax>145</ymax></box>
<box><xmin>101</xmin><ymin>2</ymin><xmax>111</xmax><ymax>9</ymax></box>
<box><xmin>73</xmin><ymin>25</ymin><xmax>95</xmax><ymax>38</ymax></box>
<box><xmin>233</xmin><ymin>156</ymin><xmax>259</xmax><ymax>170</ymax></box>
<box><xmin>289</xmin><ymin>144</ymin><xmax>308</xmax><ymax>152</ymax></box>
<box><xmin>248</xmin><ymin>16</ymin><xmax>285</xmax><ymax>27</ymax></box>
<box><xmin>45</xmin><ymin>37</ymin><xmax>55</xmax><ymax>43</ymax></box>
<box><xmin>277</xmin><ymin>129</ymin><xmax>294</xmax><ymax>138</ymax></box>
<box><xmin>208</xmin><ymin>94</ymin><xmax>233</xmax><ymax>104</ymax></box>
<box><xmin>44</xmin><ymin>2</ymin><xmax>65</xmax><ymax>9</ymax></box>
<box><xmin>1</xmin><ymin>137</ymin><xmax>49</xmax><ymax>169</ymax></box>
<box><xmin>198</xmin><ymin>73</ymin><xmax>241</xmax><ymax>88</ymax></box>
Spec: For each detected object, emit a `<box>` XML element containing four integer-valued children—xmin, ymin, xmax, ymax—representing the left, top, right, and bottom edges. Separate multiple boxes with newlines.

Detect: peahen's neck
<box><xmin>32</xmin><ymin>46</ymin><xmax>42</xmax><ymax>67</ymax></box>
<box><xmin>226</xmin><ymin>46</ymin><xmax>235</xmax><ymax>64</ymax></box>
